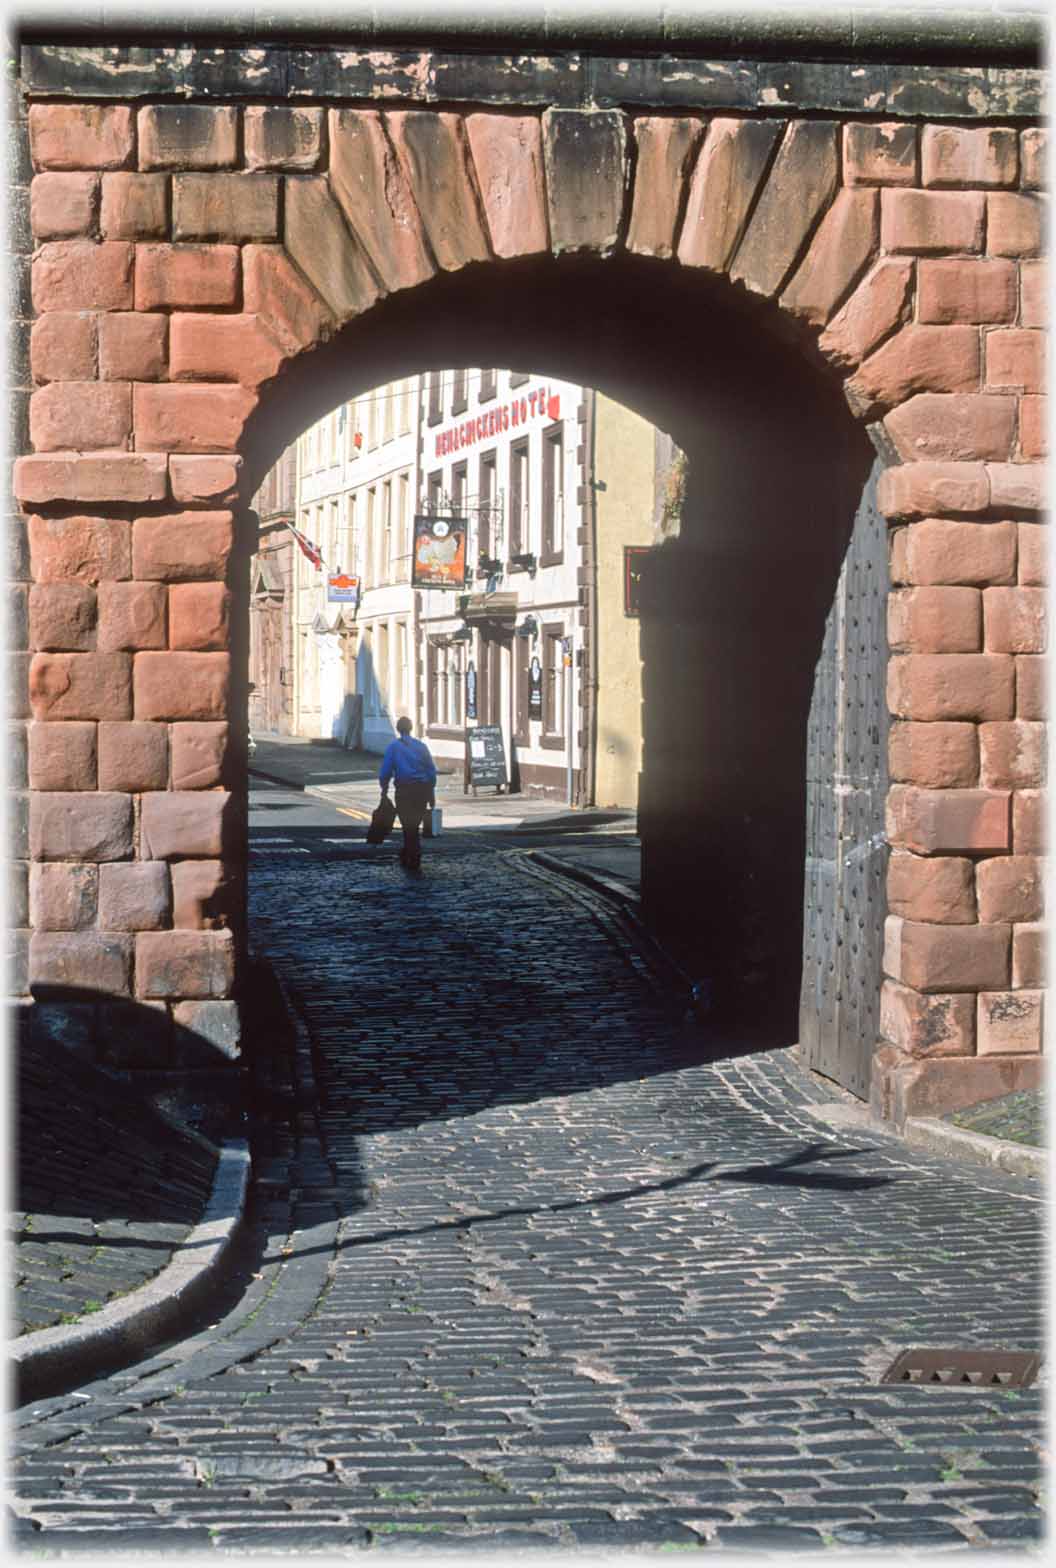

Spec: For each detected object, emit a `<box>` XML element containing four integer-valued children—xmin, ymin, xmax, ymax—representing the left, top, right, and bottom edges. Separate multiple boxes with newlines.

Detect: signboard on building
<box><xmin>434</xmin><ymin>385</ymin><xmax>562</xmax><ymax>460</ymax></box>
<box><xmin>412</xmin><ymin>514</ymin><xmax>468</xmax><ymax>589</ymax></box>
<box><xmin>528</xmin><ymin>655</ymin><xmax>543</xmax><ymax>718</ymax></box>
<box><xmin>465</xmin><ymin>661</ymin><xmax>477</xmax><ymax>720</ymax></box>
<box><xmin>466</xmin><ymin>724</ymin><xmax>507</xmax><ymax>789</ymax></box>
<box><xmin>624</xmin><ymin>546</ymin><xmax>652</xmax><ymax>617</ymax></box>
<box><xmin>327</xmin><ymin>571</ymin><xmax>360</xmax><ymax>604</ymax></box>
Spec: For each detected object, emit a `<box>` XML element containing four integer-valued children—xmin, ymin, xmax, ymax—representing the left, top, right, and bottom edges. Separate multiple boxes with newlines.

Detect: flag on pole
<box><xmin>287</xmin><ymin>521</ymin><xmax>324</xmax><ymax>569</ymax></box>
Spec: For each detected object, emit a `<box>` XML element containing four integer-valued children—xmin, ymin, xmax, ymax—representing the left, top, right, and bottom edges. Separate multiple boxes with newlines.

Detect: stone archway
<box><xmin>16</xmin><ymin>94</ymin><xmax>1045</xmax><ymax>1120</ymax></box>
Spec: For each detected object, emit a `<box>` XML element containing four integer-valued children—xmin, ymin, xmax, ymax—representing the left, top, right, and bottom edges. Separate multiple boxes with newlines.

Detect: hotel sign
<box><xmin>435</xmin><ymin>385</ymin><xmax>562</xmax><ymax>459</ymax></box>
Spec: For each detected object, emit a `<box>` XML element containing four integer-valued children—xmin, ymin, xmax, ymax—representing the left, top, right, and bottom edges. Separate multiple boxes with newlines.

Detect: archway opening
<box><xmin>240</xmin><ymin>253</ymin><xmax>876</xmax><ymax>1046</ymax></box>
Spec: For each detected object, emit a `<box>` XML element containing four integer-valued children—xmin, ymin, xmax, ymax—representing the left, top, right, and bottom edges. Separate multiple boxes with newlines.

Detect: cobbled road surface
<box><xmin>11</xmin><ymin>792</ymin><xmax>1046</xmax><ymax>1554</ymax></box>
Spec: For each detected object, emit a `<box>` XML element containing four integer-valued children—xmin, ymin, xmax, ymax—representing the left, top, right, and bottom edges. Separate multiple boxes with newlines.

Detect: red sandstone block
<box><xmin>134</xmin><ymin>244</ymin><xmax>239</xmax><ymax>310</ymax></box>
<box><xmin>1019</xmin><ymin>260</ymin><xmax>1045</xmax><ymax>328</ymax></box>
<box><xmin>29</xmin><ymin>382</ymin><xmax>131</xmax><ymax>453</ymax></box>
<box><xmin>817</xmin><ymin>258</ymin><xmax>914</xmax><ymax>369</ymax></box>
<box><xmin>888</xmin><ymin>720</ymin><xmax>978</xmax><ymax>788</ymax></box>
<box><xmin>32</xmin><ymin>241</ymin><xmax>134</xmax><ymax>313</ymax></box>
<box><xmin>133</xmin><ymin>384</ymin><xmax>256</xmax><ymax>453</ymax></box>
<box><xmin>388</xmin><ymin>110</ymin><xmax>491</xmax><ymax>272</ymax></box>
<box><xmin>242</xmin><ymin>245</ymin><xmax>333</xmax><ymax>353</ymax></box>
<box><xmin>140</xmin><ymin>791</ymin><xmax>230</xmax><ymax>859</ymax></box>
<box><xmin>28</xmin><ymin>516</ymin><xmax>132</xmax><ymax>584</ymax></box>
<box><xmin>138</xmin><ymin>106</ymin><xmax>238</xmax><ymax>172</ymax></box>
<box><xmin>976</xmin><ymin>855</ymin><xmax>1043</xmax><ymax>924</ymax></box>
<box><xmin>29</xmin><ymin>863</ymin><xmax>98</xmax><ymax>931</ymax></box>
<box><xmin>168</xmin><ymin>314</ymin><xmax>286</xmax><ymax>387</ymax></box>
<box><xmin>98</xmin><ymin>861</ymin><xmax>171</xmax><ymax>931</ymax></box>
<box><xmin>880</xmin><ymin>189</ymin><xmax>984</xmax><ymax>254</ymax></box>
<box><xmin>31</xmin><ymin>173</ymin><xmax>98</xmax><ymax>239</ymax></box>
<box><xmin>30</xmin><ymin>313</ymin><xmax>97</xmax><ymax>384</ymax></box>
<box><xmin>1017</xmin><ymin>656</ymin><xmax>1044</xmax><ymax>720</ymax></box>
<box><xmin>889</xmin><ymin>526</ymin><xmax>909</xmax><ymax>584</ymax></box>
<box><xmin>875</xmin><ymin>462</ymin><xmax>989</xmax><ymax>522</ymax></box>
<box><xmin>168</xmin><ymin>455</ymin><xmax>242</xmax><ymax>505</ymax></box>
<box><xmin>847</xmin><ymin>325</ymin><xmax>980</xmax><ymax>417</ymax></box>
<box><xmin>29</xmin><ymin>652</ymin><xmax>132</xmax><ymax>721</ymax></box>
<box><xmin>979</xmin><ymin>720</ymin><xmax>1045</xmax><ymax>789</ymax></box>
<box><xmin>132</xmin><ymin>512</ymin><xmax>234</xmax><ymax>581</ymax></box>
<box><xmin>886</xmin><ymin>915</ymin><xmax>1010</xmax><ymax>993</ymax></box>
<box><xmin>245</xmin><ymin>105</ymin><xmax>323</xmax><ymax>171</ymax></box>
<box><xmin>977</xmin><ymin>989</ymin><xmax>1043</xmax><ymax>1053</ymax></box>
<box><xmin>987</xmin><ymin>462</ymin><xmax>1044</xmax><ymax>514</ymax></box>
<box><xmin>887</xmin><ymin>653</ymin><xmax>1014</xmax><ymax>722</ymax></box>
<box><xmin>99</xmin><ymin>313</ymin><xmax>168</xmax><ymax>381</ymax></box>
<box><xmin>100</xmin><ymin>172</ymin><xmax>169</xmax><ymax>239</ymax></box>
<box><xmin>30</xmin><ymin>931</ymin><xmax>133</xmax><ymax>995</ymax></box>
<box><xmin>781</xmin><ymin>188</ymin><xmax>881</xmax><ymax>328</ymax></box>
<box><xmin>843</xmin><ymin>121</ymin><xmax>917</xmax><ymax>185</ymax></box>
<box><xmin>887</xmin><ymin>586</ymin><xmax>981</xmax><ymax>654</ymax></box>
<box><xmin>677</xmin><ymin>117</ymin><xmax>782</xmax><ymax>273</ymax></box>
<box><xmin>133</xmin><ymin>652</ymin><xmax>230</xmax><ymax>721</ymax></box>
<box><xmin>880</xmin><ymin>979</ymin><xmax>975</xmax><ymax>1058</ymax></box>
<box><xmin>171</xmin><ymin>722</ymin><xmax>229</xmax><ymax>789</ymax></box>
<box><xmin>1019</xmin><ymin>397</ymin><xmax>1047</xmax><ymax>461</ymax></box>
<box><xmin>173</xmin><ymin>173</ymin><xmax>279</xmax><ymax>241</ymax></box>
<box><xmin>988</xmin><ymin>193</ymin><xmax>1043</xmax><ymax>258</ymax></box>
<box><xmin>1013</xmin><ymin>922</ymin><xmax>1044</xmax><ymax>986</ymax></box>
<box><xmin>465</xmin><ymin>112</ymin><xmax>551</xmax><ymax>260</ymax></box>
<box><xmin>922</xmin><ymin>125</ymin><xmax>1018</xmax><ymax>189</ymax></box>
<box><xmin>168</xmin><ymin>583</ymin><xmax>230</xmax><ymax>651</ymax></box>
<box><xmin>172</xmin><ymin>999</ymin><xmax>241</xmax><ymax>1060</ymax></box>
<box><xmin>983</xmin><ymin>586</ymin><xmax>1046</xmax><ymax>654</ymax></box>
<box><xmin>28</xmin><ymin>582</ymin><xmax>97</xmax><ymax>654</ymax></box>
<box><xmin>1018</xmin><ymin>523</ymin><xmax>1046</xmax><ymax>586</ymax></box>
<box><xmin>886</xmin><ymin>784</ymin><xmax>1010</xmax><ymax>854</ymax></box>
<box><xmin>96</xmin><ymin>580</ymin><xmax>168</xmax><ymax>652</ymax></box>
<box><xmin>27</xmin><ymin>720</ymin><xmax>97</xmax><ymax>791</ymax></box>
<box><xmin>29</xmin><ymin>105</ymin><xmax>134</xmax><ymax>171</ymax></box>
<box><xmin>15</xmin><ymin>454</ymin><xmax>167</xmax><ymax>507</ymax></box>
<box><xmin>985</xmin><ymin>329</ymin><xmax>1044</xmax><ymax>394</ymax></box>
<box><xmin>171</xmin><ymin>859</ymin><xmax>235</xmax><ymax>929</ymax></box>
<box><xmin>727</xmin><ymin>119</ymin><xmax>840</xmax><ymax>299</ymax></box>
<box><xmin>135</xmin><ymin>929</ymin><xmax>235</xmax><ymax>1000</ymax></box>
<box><xmin>885</xmin><ymin>393</ymin><xmax>1016</xmax><ymax>463</ymax></box>
<box><xmin>97</xmin><ymin>719</ymin><xmax>168</xmax><ymax>791</ymax></box>
<box><xmin>29</xmin><ymin>790</ymin><xmax>134</xmax><ymax>861</ymax></box>
<box><xmin>1013</xmin><ymin>791</ymin><xmax>1044</xmax><ymax>853</ymax></box>
<box><xmin>887</xmin><ymin>851</ymin><xmax>975</xmax><ymax>923</ymax></box>
<box><xmin>1020</xmin><ymin>129</ymin><xmax>1046</xmax><ymax>191</ymax></box>
<box><xmin>916</xmin><ymin>258</ymin><xmax>1017</xmax><ymax>325</ymax></box>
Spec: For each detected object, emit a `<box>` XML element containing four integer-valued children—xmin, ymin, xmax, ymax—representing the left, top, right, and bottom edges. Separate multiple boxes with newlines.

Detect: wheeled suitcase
<box><xmin>422</xmin><ymin>806</ymin><xmax>442</xmax><ymax>838</ymax></box>
<box><xmin>365</xmin><ymin>794</ymin><xmax>396</xmax><ymax>845</ymax></box>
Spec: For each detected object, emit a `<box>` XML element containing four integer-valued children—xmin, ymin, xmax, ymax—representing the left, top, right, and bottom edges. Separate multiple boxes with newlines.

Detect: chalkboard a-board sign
<box><xmin>466</xmin><ymin>725</ymin><xmax>507</xmax><ymax>790</ymax></box>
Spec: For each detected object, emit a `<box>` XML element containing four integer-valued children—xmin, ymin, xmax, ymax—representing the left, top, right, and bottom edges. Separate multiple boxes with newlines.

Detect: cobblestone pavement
<box><xmin>13</xmin><ymin>1039</ymin><xmax>217</xmax><ymax>1336</ymax></box>
<box><xmin>946</xmin><ymin>1090</ymin><xmax>1045</xmax><ymax>1149</ymax></box>
<box><xmin>10</xmin><ymin>809</ymin><xmax>1046</xmax><ymax>1553</ymax></box>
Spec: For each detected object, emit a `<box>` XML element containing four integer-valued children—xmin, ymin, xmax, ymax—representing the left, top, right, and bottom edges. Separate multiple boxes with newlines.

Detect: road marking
<box><xmin>336</xmin><ymin>807</ymin><xmax>371</xmax><ymax>821</ymax></box>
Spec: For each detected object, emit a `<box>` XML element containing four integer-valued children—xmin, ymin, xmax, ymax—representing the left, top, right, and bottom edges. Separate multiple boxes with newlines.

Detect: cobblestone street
<box><xmin>11</xmin><ymin>795</ymin><xmax>1046</xmax><ymax>1554</ymax></box>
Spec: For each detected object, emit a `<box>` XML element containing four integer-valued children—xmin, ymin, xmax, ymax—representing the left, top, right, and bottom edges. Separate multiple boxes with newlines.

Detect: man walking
<box><xmin>378</xmin><ymin>717</ymin><xmax>438</xmax><ymax>871</ymax></box>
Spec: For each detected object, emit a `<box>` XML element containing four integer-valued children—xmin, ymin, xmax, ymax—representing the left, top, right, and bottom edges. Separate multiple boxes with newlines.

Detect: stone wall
<box><xmin>10</xmin><ymin>40</ymin><xmax>1046</xmax><ymax>1116</ymax></box>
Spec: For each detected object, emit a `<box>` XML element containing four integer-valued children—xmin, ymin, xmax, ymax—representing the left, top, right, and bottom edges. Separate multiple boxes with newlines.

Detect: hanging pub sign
<box><xmin>528</xmin><ymin>655</ymin><xmax>543</xmax><ymax>719</ymax></box>
<box><xmin>327</xmin><ymin>570</ymin><xmax>361</xmax><ymax>605</ymax></box>
<box><xmin>465</xmin><ymin>661</ymin><xmax>477</xmax><ymax>720</ymax></box>
<box><xmin>624</xmin><ymin>545</ymin><xmax>652</xmax><ymax>617</ymax></box>
<box><xmin>412</xmin><ymin>514</ymin><xmax>468</xmax><ymax>589</ymax></box>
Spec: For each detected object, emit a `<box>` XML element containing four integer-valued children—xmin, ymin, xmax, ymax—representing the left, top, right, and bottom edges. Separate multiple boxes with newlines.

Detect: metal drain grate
<box><xmin>881</xmin><ymin>1348</ymin><xmax>1041</xmax><ymax>1388</ymax></box>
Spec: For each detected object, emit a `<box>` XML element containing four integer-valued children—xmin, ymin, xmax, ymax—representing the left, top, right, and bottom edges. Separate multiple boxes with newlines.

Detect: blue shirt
<box><xmin>379</xmin><ymin>734</ymin><xmax>437</xmax><ymax>789</ymax></box>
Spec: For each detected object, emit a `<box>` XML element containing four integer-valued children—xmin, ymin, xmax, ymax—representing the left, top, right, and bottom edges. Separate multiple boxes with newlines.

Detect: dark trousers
<box><xmin>394</xmin><ymin>781</ymin><xmax>432</xmax><ymax>866</ymax></box>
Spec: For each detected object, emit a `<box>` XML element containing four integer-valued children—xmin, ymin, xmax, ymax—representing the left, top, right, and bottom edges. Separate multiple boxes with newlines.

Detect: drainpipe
<box><xmin>582</xmin><ymin>389</ymin><xmax>599</xmax><ymax>809</ymax></box>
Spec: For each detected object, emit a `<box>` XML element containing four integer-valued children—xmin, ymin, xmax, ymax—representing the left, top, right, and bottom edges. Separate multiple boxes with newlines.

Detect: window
<box><xmin>541</xmin><ymin>424</ymin><xmax>564</xmax><ymax>565</ymax></box>
<box><xmin>509</xmin><ymin>370</ymin><xmax>529</xmax><ymax>388</ymax></box>
<box><xmin>377</xmin><ymin>622</ymin><xmax>389</xmax><ymax>713</ymax></box>
<box><xmin>427</xmin><ymin>469</ymin><xmax>443</xmax><ymax>516</ymax></box>
<box><xmin>508</xmin><ymin>439</ymin><xmax>529</xmax><ymax>559</ymax></box>
<box><xmin>451</xmin><ymin>461</ymin><xmax>467</xmax><ymax>519</ymax></box>
<box><xmin>367</xmin><ymin>386</ymin><xmax>379</xmax><ymax>450</ymax></box>
<box><xmin>542</xmin><ymin>623</ymin><xmax>566</xmax><ymax>747</ymax></box>
<box><xmin>383</xmin><ymin>377</ymin><xmax>395</xmax><ymax>443</ymax></box>
<box><xmin>398</xmin><ymin>471</ymin><xmax>410</xmax><ymax>579</ymax></box>
<box><xmin>381</xmin><ymin>480</ymin><xmax>392</xmax><ymax>582</ymax></box>
<box><xmin>399</xmin><ymin>378</ymin><xmax>413</xmax><ymax>435</ymax></box>
<box><xmin>427</xmin><ymin>372</ymin><xmax>443</xmax><ymax>425</ymax></box>
<box><xmin>451</xmin><ymin>368</ymin><xmax>468</xmax><ymax>414</ymax></box>
<box><xmin>395</xmin><ymin>620</ymin><xmax>407</xmax><ymax>714</ymax></box>
<box><xmin>428</xmin><ymin>638</ymin><xmax>464</xmax><ymax>733</ymax></box>
<box><xmin>478</xmin><ymin>367</ymin><xmax>497</xmax><ymax>402</ymax></box>
<box><xmin>365</xmin><ymin>487</ymin><xmax>376</xmax><ymax>586</ymax></box>
<box><xmin>478</xmin><ymin>451</ymin><xmax>496</xmax><ymax>558</ymax></box>
<box><xmin>346</xmin><ymin>493</ymin><xmax>357</xmax><ymax>575</ymax></box>
<box><xmin>329</xmin><ymin>499</ymin><xmax>340</xmax><ymax>569</ymax></box>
